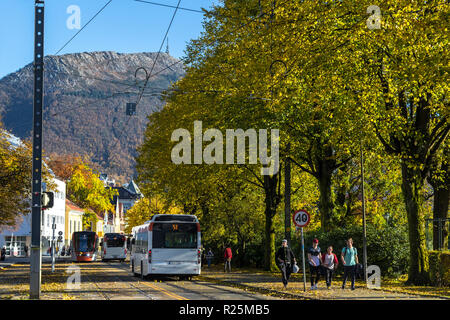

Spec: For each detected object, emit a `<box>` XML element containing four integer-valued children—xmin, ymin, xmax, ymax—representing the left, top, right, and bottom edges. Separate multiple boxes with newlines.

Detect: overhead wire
<box><xmin>107</xmin><ymin>0</ymin><xmax>183</xmax><ymax>165</ymax></box>
<box><xmin>55</xmin><ymin>0</ymin><xmax>113</xmax><ymax>55</ymax></box>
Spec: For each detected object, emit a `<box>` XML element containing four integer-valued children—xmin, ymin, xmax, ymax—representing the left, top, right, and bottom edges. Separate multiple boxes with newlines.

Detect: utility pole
<box><xmin>360</xmin><ymin>142</ymin><xmax>368</xmax><ymax>283</ymax></box>
<box><xmin>51</xmin><ymin>217</ymin><xmax>56</xmax><ymax>273</ymax></box>
<box><xmin>284</xmin><ymin>144</ymin><xmax>291</xmax><ymax>246</ymax></box>
<box><xmin>30</xmin><ymin>0</ymin><xmax>45</xmax><ymax>299</ymax></box>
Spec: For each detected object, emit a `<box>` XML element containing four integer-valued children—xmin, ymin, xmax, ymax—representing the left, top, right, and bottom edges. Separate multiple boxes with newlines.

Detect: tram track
<box><xmin>84</xmin><ymin>273</ymin><xmax>111</xmax><ymax>300</ymax></box>
<box><xmin>106</xmin><ymin>261</ymin><xmax>188</xmax><ymax>300</ymax></box>
<box><xmin>78</xmin><ymin>262</ymin><xmax>153</xmax><ymax>300</ymax></box>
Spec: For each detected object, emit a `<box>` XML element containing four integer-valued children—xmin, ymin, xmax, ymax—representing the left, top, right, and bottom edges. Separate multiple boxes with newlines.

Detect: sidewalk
<box><xmin>0</xmin><ymin>257</ymin><xmax>29</xmax><ymax>269</ymax></box>
<box><xmin>0</xmin><ymin>255</ymin><xmax>71</xmax><ymax>269</ymax></box>
<box><xmin>199</xmin><ymin>267</ymin><xmax>449</xmax><ymax>300</ymax></box>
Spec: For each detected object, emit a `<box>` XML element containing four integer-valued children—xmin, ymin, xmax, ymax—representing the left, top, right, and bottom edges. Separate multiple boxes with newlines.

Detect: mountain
<box><xmin>0</xmin><ymin>51</ymin><xmax>185</xmax><ymax>182</ymax></box>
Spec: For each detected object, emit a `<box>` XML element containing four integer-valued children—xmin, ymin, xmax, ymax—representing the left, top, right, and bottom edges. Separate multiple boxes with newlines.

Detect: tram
<box><xmin>71</xmin><ymin>231</ymin><xmax>99</xmax><ymax>262</ymax></box>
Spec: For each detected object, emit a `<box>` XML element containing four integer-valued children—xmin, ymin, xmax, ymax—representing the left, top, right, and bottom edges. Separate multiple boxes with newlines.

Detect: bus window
<box><xmin>106</xmin><ymin>235</ymin><xmax>125</xmax><ymax>247</ymax></box>
<box><xmin>152</xmin><ymin>223</ymin><xmax>197</xmax><ymax>249</ymax></box>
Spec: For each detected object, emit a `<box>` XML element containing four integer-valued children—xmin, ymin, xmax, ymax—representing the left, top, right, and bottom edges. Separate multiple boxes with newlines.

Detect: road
<box><xmin>0</xmin><ymin>258</ymin><xmax>279</xmax><ymax>300</ymax></box>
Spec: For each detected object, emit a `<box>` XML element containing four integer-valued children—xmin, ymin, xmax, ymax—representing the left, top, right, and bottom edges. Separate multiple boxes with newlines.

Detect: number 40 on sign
<box><xmin>293</xmin><ymin>209</ymin><xmax>310</xmax><ymax>228</ymax></box>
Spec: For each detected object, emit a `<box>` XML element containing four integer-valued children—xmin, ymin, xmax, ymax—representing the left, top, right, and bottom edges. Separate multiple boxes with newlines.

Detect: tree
<box><xmin>47</xmin><ymin>153</ymin><xmax>85</xmax><ymax>181</ymax></box>
<box><xmin>0</xmin><ymin>124</ymin><xmax>55</xmax><ymax>228</ymax></box>
<box><xmin>124</xmin><ymin>196</ymin><xmax>182</xmax><ymax>234</ymax></box>
<box><xmin>0</xmin><ymin>128</ymin><xmax>32</xmax><ymax>227</ymax></box>
<box><xmin>427</xmin><ymin>143</ymin><xmax>449</xmax><ymax>250</ymax></box>
<box><xmin>67</xmin><ymin>162</ymin><xmax>117</xmax><ymax>224</ymax></box>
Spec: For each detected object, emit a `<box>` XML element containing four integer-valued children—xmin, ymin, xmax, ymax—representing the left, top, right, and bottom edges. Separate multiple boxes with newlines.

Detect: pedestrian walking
<box><xmin>224</xmin><ymin>245</ymin><xmax>232</xmax><ymax>272</ymax></box>
<box><xmin>341</xmin><ymin>238</ymin><xmax>359</xmax><ymax>290</ymax></box>
<box><xmin>1</xmin><ymin>246</ymin><xmax>6</xmax><ymax>261</ymax></box>
<box><xmin>275</xmin><ymin>239</ymin><xmax>297</xmax><ymax>288</ymax></box>
<box><xmin>321</xmin><ymin>246</ymin><xmax>338</xmax><ymax>289</ymax></box>
<box><xmin>206</xmin><ymin>249</ymin><xmax>214</xmax><ymax>268</ymax></box>
<box><xmin>24</xmin><ymin>245</ymin><xmax>28</xmax><ymax>257</ymax></box>
<box><xmin>307</xmin><ymin>238</ymin><xmax>321</xmax><ymax>290</ymax></box>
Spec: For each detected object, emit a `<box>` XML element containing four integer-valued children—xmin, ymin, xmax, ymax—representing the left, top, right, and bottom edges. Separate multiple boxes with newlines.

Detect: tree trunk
<box><xmin>318</xmin><ymin>166</ymin><xmax>334</xmax><ymax>232</ymax></box>
<box><xmin>263</xmin><ymin>174</ymin><xmax>280</xmax><ymax>271</ymax></box>
<box><xmin>431</xmin><ymin>162</ymin><xmax>449</xmax><ymax>250</ymax></box>
<box><xmin>315</xmin><ymin>145</ymin><xmax>336</xmax><ymax>232</ymax></box>
<box><xmin>401</xmin><ymin>162</ymin><xmax>430</xmax><ymax>285</ymax></box>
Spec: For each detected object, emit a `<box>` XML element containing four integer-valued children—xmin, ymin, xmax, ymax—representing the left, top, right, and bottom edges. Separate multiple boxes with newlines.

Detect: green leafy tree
<box><xmin>67</xmin><ymin>162</ymin><xmax>117</xmax><ymax>228</ymax></box>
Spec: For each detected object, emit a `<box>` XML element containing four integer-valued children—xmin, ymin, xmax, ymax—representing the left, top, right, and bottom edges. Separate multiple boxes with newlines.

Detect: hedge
<box><xmin>428</xmin><ymin>251</ymin><xmax>450</xmax><ymax>287</ymax></box>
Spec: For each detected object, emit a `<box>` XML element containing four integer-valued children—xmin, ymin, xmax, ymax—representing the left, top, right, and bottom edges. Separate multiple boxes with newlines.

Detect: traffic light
<box><xmin>41</xmin><ymin>191</ymin><xmax>54</xmax><ymax>209</ymax></box>
<box><xmin>126</xmin><ymin>103</ymin><xmax>136</xmax><ymax>116</ymax></box>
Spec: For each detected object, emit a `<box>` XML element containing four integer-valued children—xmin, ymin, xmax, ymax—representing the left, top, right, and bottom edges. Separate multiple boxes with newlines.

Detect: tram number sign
<box><xmin>293</xmin><ymin>210</ymin><xmax>310</xmax><ymax>228</ymax></box>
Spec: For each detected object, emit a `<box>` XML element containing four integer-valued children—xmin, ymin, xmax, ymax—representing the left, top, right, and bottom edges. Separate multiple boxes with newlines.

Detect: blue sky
<box><xmin>0</xmin><ymin>0</ymin><xmax>216</xmax><ymax>78</ymax></box>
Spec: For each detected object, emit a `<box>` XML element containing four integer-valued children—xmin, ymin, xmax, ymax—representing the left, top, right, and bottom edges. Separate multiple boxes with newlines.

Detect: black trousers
<box><xmin>309</xmin><ymin>265</ymin><xmax>320</xmax><ymax>286</ymax></box>
<box><xmin>279</xmin><ymin>263</ymin><xmax>292</xmax><ymax>286</ymax></box>
<box><xmin>325</xmin><ymin>268</ymin><xmax>334</xmax><ymax>287</ymax></box>
<box><xmin>342</xmin><ymin>265</ymin><xmax>356</xmax><ymax>289</ymax></box>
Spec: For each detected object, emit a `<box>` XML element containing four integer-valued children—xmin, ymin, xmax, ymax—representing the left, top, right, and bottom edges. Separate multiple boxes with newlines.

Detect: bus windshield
<box><xmin>74</xmin><ymin>233</ymin><xmax>95</xmax><ymax>252</ymax></box>
<box><xmin>152</xmin><ymin>223</ymin><xmax>197</xmax><ymax>249</ymax></box>
<box><xmin>105</xmin><ymin>234</ymin><xmax>125</xmax><ymax>247</ymax></box>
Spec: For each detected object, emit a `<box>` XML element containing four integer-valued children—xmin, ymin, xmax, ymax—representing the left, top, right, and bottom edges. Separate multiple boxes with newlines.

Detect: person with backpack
<box><xmin>341</xmin><ymin>238</ymin><xmax>359</xmax><ymax>290</ymax></box>
<box><xmin>206</xmin><ymin>249</ymin><xmax>214</xmax><ymax>268</ymax></box>
<box><xmin>307</xmin><ymin>238</ymin><xmax>321</xmax><ymax>290</ymax></box>
<box><xmin>275</xmin><ymin>239</ymin><xmax>297</xmax><ymax>288</ymax></box>
<box><xmin>321</xmin><ymin>246</ymin><xmax>338</xmax><ymax>289</ymax></box>
<box><xmin>224</xmin><ymin>245</ymin><xmax>233</xmax><ymax>272</ymax></box>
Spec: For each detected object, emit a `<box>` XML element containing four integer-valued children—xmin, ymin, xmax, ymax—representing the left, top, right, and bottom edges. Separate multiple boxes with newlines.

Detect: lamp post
<box><xmin>360</xmin><ymin>142</ymin><xmax>368</xmax><ymax>283</ymax></box>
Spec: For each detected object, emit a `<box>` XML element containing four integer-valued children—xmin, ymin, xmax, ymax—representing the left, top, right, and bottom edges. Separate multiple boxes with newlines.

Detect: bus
<box><xmin>130</xmin><ymin>214</ymin><xmax>201</xmax><ymax>280</ymax></box>
<box><xmin>101</xmin><ymin>233</ymin><xmax>127</xmax><ymax>262</ymax></box>
<box><xmin>71</xmin><ymin>231</ymin><xmax>99</xmax><ymax>262</ymax></box>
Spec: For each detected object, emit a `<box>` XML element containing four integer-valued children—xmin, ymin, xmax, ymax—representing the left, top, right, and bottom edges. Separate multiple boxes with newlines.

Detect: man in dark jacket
<box><xmin>275</xmin><ymin>239</ymin><xmax>296</xmax><ymax>288</ymax></box>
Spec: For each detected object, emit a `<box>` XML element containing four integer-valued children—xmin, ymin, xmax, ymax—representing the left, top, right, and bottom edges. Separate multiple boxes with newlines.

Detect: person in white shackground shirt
<box><xmin>321</xmin><ymin>246</ymin><xmax>339</xmax><ymax>289</ymax></box>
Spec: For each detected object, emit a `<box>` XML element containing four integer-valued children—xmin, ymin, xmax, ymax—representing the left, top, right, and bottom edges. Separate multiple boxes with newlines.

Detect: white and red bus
<box><xmin>130</xmin><ymin>214</ymin><xmax>201</xmax><ymax>280</ymax></box>
<box><xmin>101</xmin><ymin>233</ymin><xmax>127</xmax><ymax>262</ymax></box>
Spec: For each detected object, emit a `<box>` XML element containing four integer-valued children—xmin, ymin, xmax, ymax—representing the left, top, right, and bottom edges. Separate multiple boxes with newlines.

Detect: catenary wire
<box><xmin>55</xmin><ymin>0</ymin><xmax>113</xmax><ymax>55</ymax></box>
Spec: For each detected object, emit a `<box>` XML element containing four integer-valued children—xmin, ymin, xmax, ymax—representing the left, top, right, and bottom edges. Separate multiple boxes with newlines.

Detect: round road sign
<box><xmin>292</xmin><ymin>209</ymin><xmax>310</xmax><ymax>228</ymax></box>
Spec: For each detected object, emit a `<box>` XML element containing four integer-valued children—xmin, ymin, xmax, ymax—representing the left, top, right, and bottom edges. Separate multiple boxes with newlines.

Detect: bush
<box><xmin>428</xmin><ymin>251</ymin><xmax>450</xmax><ymax>287</ymax></box>
<box><xmin>290</xmin><ymin>224</ymin><xmax>410</xmax><ymax>276</ymax></box>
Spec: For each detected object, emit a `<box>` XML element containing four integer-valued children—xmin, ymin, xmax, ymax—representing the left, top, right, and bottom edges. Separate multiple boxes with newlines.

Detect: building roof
<box><xmin>125</xmin><ymin>179</ymin><xmax>142</xmax><ymax>196</ymax></box>
<box><xmin>66</xmin><ymin>199</ymin><xmax>84</xmax><ymax>212</ymax></box>
<box><xmin>111</xmin><ymin>179</ymin><xmax>143</xmax><ymax>204</ymax></box>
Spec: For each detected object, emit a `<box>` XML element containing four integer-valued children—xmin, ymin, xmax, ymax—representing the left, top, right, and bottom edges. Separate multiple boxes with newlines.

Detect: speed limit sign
<box><xmin>293</xmin><ymin>209</ymin><xmax>310</xmax><ymax>228</ymax></box>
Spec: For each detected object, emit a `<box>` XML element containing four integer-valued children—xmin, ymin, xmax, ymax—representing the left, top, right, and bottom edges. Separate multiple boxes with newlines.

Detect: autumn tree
<box><xmin>67</xmin><ymin>162</ymin><xmax>117</xmax><ymax>227</ymax></box>
<box><xmin>124</xmin><ymin>196</ymin><xmax>182</xmax><ymax>234</ymax></box>
<box><xmin>0</xmin><ymin>125</ymin><xmax>56</xmax><ymax>228</ymax></box>
<box><xmin>0</xmin><ymin>128</ymin><xmax>32</xmax><ymax>227</ymax></box>
<box><xmin>47</xmin><ymin>153</ymin><xmax>85</xmax><ymax>181</ymax></box>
